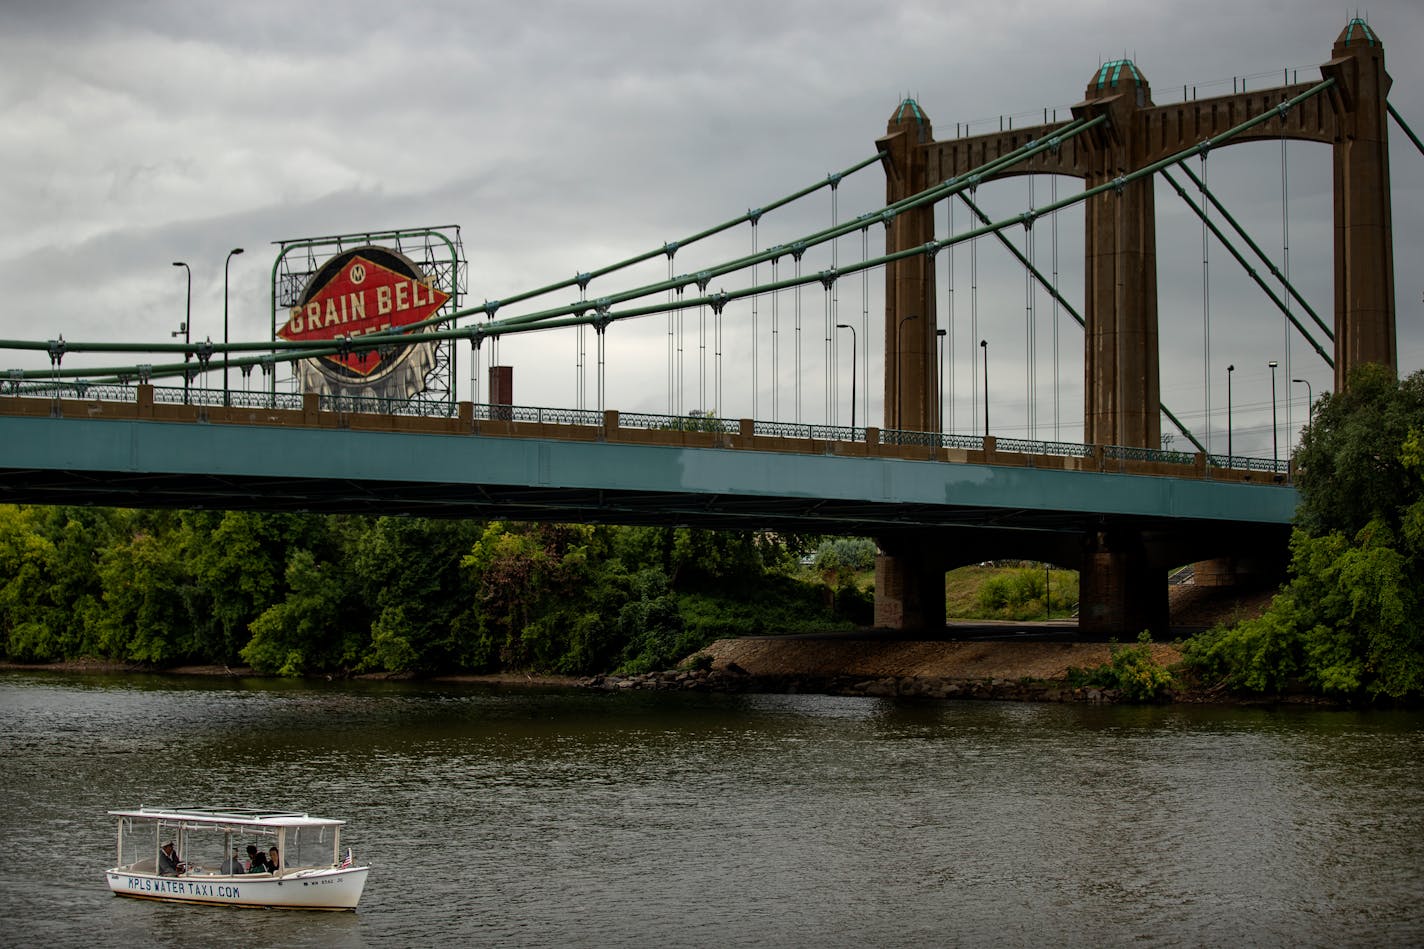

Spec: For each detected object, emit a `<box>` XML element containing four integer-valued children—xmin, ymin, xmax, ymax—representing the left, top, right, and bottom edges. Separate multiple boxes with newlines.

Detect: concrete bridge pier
<box><xmin>873</xmin><ymin>536</ymin><xmax>946</xmax><ymax>631</ymax></box>
<box><xmin>1078</xmin><ymin>528</ymin><xmax>1168</xmax><ymax>637</ymax></box>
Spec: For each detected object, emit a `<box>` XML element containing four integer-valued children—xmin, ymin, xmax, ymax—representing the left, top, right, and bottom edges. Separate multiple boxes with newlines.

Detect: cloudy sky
<box><xmin>2</xmin><ymin>0</ymin><xmax>1421</xmax><ymax>459</ymax></box>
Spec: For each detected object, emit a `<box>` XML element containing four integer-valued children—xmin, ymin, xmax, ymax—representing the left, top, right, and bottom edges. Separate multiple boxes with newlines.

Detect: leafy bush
<box><xmin>973</xmin><ymin>567</ymin><xmax>1077</xmax><ymax>620</ymax></box>
<box><xmin>1067</xmin><ymin>632</ymin><xmax>1175</xmax><ymax>702</ymax></box>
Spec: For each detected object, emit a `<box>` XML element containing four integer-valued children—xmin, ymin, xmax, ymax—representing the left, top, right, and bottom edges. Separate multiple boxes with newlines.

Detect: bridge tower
<box><xmin>1324</xmin><ymin>18</ymin><xmax>1396</xmax><ymax>391</ymax></box>
<box><xmin>1075</xmin><ymin>62</ymin><xmax>1161</xmax><ymax>448</ymax></box>
<box><xmin>877</xmin><ymin>98</ymin><xmax>940</xmax><ymax>434</ymax></box>
<box><xmin>873</xmin><ymin>20</ymin><xmax>1396</xmax><ymax>635</ymax></box>
<box><xmin>872</xmin><ymin>99</ymin><xmax>945</xmax><ymax>631</ymax></box>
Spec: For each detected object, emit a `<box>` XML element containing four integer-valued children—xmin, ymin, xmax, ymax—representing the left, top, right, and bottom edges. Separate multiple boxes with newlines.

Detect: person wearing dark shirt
<box><xmin>246</xmin><ymin>844</ymin><xmax>270</xmax><ymax>872</ymax></box>
<box><xmin>158</xmin><ymin>842</ymin><xmax>185</xmax><ymax>876</ymax></box>
<box><xmin>267</xmin><ymin>846</ymin><xmax>281</xmax><ymax>872</ymax></box>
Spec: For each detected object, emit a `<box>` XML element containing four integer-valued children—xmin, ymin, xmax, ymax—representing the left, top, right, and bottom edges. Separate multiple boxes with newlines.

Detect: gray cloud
<box><xmin>2</xmin><ymin>0</ymin><xmax>1421</xmax><ymax>457</ymax></box>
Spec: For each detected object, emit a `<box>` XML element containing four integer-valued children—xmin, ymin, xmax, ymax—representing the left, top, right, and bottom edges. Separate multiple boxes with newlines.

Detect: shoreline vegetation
<box><xmin>4</xmin><ymin>366</ymin><xmax>1424</xmax><ymax>706</ymax></box>
<box><xmin>0</xmin><ymin>634</ymin><xmax>1347</xmax><ymax>707</ymax></box>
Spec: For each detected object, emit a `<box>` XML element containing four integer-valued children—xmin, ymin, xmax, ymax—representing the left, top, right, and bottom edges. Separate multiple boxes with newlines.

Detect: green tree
<box><xmin>347</xmin><ymin>516</ymin><xmax>485</xmax><ymax>673</ymax></box>
<box><xmin>1184</xmin><ymin>366</ymin><xmax>1424</xmax><ymax>700</ymax></box>
<box><xmin>0</xmin><ymin>505</ymin><xmax>121</xmax><ymax>661</ymax></box>
<box><xmin>89</xmin><ymin>514</ymin><xmax>191</xmax><ymax>664</ymax></box>
<box><xmin>1293</xmin><ymin>363</ymin><xmax>1424</xmax><ymax>536</ymax></box>
<box><xmin>182</xmin><ymin>511</ymin><xmax>333</xmax><ymax>663</ymax></box>
<box><xmin>242</xmin><ymin>548</ymin><xmax>364</xmax><ymax>676</ymax></box>
<box><xmin>461</xmin><ymin>522</ymin><xmax>617</xmax><ymax>673</ymax></box>
<box><xmin>813</xmin><ymin>537</ymin><xmax>876</xmax><ymax>587</ymax></box>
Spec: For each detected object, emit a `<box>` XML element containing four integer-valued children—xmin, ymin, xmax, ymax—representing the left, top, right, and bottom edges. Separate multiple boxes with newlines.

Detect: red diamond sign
<box><xmin>279</xmin><ymin>248</ymin><xmax>450</xmax><ymax>378</ymax></box>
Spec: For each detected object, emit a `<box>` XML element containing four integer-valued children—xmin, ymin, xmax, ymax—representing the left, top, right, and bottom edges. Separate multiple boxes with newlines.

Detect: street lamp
<box><xmin>1226</xmin><ymin>364</ymin><xmax>1235</xmax><ymax>463</ymax></box>
<box><xmin>1268</xmin><ymin>360</ymin><xmax>1279</xmax><ymax>467</ymax></box>
<box><xmin>1292</xmin><ymin>377</ymin><xmax>1314</xmax><ymax>432</ymax></box>
<box><xmin>936</xmin><ymin>327</ymin><xmax>947</xmax><ymax>436</ymax></box>
<box><xmin>223</xmin><ymin>247</ymin><xmax>244</xmax><ymax>406</ymax></box>
<box><xmin>895</xmin><ymin>313</ymin><xmax>919</xmax><ymax>432</ymax></box>
<box><xmin>172</xmin><ymin>261</ymin><xmax>191</xmax><ymax>402</ymax></box>
<box><xmin>835</xmin><ymin>323</ymin><xmax>857</xmax><ymax>432</ymax></box>
<box><xmin>980</xmin><ymin>338</ymin><xmax>989</xmax><ymax>437</ymax></box>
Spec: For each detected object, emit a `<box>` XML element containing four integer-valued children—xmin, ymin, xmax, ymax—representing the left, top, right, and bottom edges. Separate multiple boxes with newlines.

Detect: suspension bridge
<box><xmin>2</xmin><ymin>19</ymin><xmax>1417</xmax><ymax>634</ymax></box>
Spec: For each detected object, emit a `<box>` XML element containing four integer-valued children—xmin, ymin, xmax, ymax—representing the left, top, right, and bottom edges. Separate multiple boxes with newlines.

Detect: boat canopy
<box><xmin>109</xmin><ymin>807</ymin><xmax>346</xmax><ymax>830</ymax></box>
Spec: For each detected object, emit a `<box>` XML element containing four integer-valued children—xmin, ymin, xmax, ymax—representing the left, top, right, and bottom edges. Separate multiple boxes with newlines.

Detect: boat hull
<box><xmin>105</xmin><ymin>866</ymin><xmax>368</xmax><ymax>910</ymax></box>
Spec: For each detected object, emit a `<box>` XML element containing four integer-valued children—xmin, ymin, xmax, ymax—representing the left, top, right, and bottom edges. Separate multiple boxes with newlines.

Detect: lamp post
<box><xmin>836</xmin><ymin>323</ymin><xmax>856</xmax><ymax>432</ymax></box>
<box><xmin>172</xmin><ymin>261</ymin><xmax>191</xmax><ymax>402</ymax></box>
<box><xmin>895</xmin><ymin>313</ymin><xmax>919</xmax><ymax>432</ymax></box>
<box><xmin>1268</xmin><ymin>359</ymin><xmax>1279</xmax><ymax>467</ymax></box>
<box><xmin>1045</xmin><ymin>562</ymin><xmax>1051</xmax><ymax>620</ymax></box>
<box><xmin>1226</xmin><ymin>364</ymin><xmax>1235</xmax><ymax>463</ymax></box>
<box><xmin>980</xmin><ymin>338</ymin><xmax>989</xmax><ymax>437</ymax></box>
<box><xmin>223</xmin><ymin>247</ymin><xmax>245</xmax><ymax>407</ymax></box>
<box><xmin>1292</xmin><ymin>378</ymin><xmax>1314</xmax><ymax>432</ymax></box>
<box><xmin>936</xmin><ymin>327</ymin><xmax>947</xmax><ymax>436</ymax></box>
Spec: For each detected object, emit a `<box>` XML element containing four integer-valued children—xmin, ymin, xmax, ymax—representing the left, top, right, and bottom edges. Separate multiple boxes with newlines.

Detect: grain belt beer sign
<box><xmin>278</xmin><ymin>246</ymin><xmax>450</xmax><ymax>398</ymax></box>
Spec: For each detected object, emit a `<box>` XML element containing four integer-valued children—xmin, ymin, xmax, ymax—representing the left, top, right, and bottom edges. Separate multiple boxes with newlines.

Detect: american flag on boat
<box><xmin>338</xmin><ymin>847</ymin><xmax>353</xmax><ymax>868</ymax></box>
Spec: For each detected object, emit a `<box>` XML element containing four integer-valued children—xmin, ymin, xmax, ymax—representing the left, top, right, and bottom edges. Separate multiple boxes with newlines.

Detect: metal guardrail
<box><xmin>882</xmin><ymin>428</ymin><xmax>942</xmax><ymax>448</ymax></box>
<box><xmin>1206</xmin><ymin>453</ymin><xmax>1288</xmax><ymax>474</ymax></box>
<box><xmin>941</xmin><ymin>432</ymin><xmax>988</xmax><ymax>451</ymax></box>
<box><xmin>1104</xmin><ymin>444</ymin><xmax>1200</xmax><ymax>466</ymax></box>
<box><xmin>9</xmin><ymin>382</ymin><xmax>140</xmax><ymax>402</ymax></box>
<box><xmin>472</xmin><ymin>404</ymin><xmax>603</xmax><ymax>426</ymax></box>
<box><xmin>223</xmin><ymin>389</ymin><xmax>302</xmax><ymax>411</ymax></box>
<box><xmin>1</xmin><ymin>382</ymin><xmax>1291</xmax><ymax>477</ymax></box>
<box><xmin>995</xmin><ymin>436</ymin><xmax>1093</xmax><ymax>459</ymax></box>
<box><xmin>618</xmin><ymin>411</ymin><xmax>739</xmax><ymax>434</ymax></box>
<box><xmin>752</xmin><ymin>420</ymin><xmax>857</xmax><ymax>442</ymax></box>
<box><xmin>323</xmin><ymin>393</ymin><xmax>462</xmax><ymax>418</ymax></box>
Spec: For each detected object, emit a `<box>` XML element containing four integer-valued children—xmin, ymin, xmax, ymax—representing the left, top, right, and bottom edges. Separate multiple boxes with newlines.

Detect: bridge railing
<box><xmin>617</xmin><ymin>411</ymin><xmax>739</xmax><ymax>434</ymax></box>
<box><xmin>753</xmin><ymin>420</ymin><xmax>859</xmax><ymax>442</ymax></box>
<box><xmin>475</xmin><ymin>403</ymin><xmax>604</xmax><ymax>426</ymax></box>
<box><xmin>223</xmin><ymin>389</ymin><xmax>303</xmax><ymax>411</ymax></box>
<box><xmin>1</xmin><ymin>382</ymin><xmax>1293</xmax><ymax>478</ymax></box>
<box><xmin>1103</xmin><ymin>444</ymin><xmax>1200</xmax><ymax>467</ymax></box>
<box><xmin>993</xmin><ymin>436</ymin><xmax>1094</xmax><ymax>459</ymax></box>
<box><xmin>1205</xmin><ymin>453</ymin><xmax>1288</xmax><ymax>474</ymax></box>
<box><xmin>10</xmin><ymin>381</ymin><xmax>142</xmax><ymax>402</ymax></box>
<box><xmin>882</xmin><ymin>428</ymin><xmax>945</xmax><ymax>448</ymax></box>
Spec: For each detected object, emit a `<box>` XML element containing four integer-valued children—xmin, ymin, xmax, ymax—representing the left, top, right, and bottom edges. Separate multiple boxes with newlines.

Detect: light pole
<box><xmin>223</xmin><ymin>247</ymin><xmax>244</xmax><ymax>406</ymax></box>
<box><xmin>1226</xmin><ymin>364</ymin><xmax>1235</xmax><ymax>463</ymax></box>
<box><xmin>980</xmin><ymin>338</ymin><xmax>989</xmax><ymax>437</ymax></box>
<box><xmin>1268</xmin><ymin>359</ymin><xmax>1279</xmax><ymax>467</ymax></box>
<box><xmin>1292</xmin><ymin>377</ymin><xmax>1314</xmax><ymax>432</ymax></box>
<box><xmin>895</xmin><ymin>313</ymin><xmax>919</xmax><ymax>432</ymax></box>
<box><xmin>936</xmin><ymin>327</ymin><xmax>947</xmax><ymax>436</ymax></box>
<box><xmin>836</xmin><ymin>323</ymin><xmax>856</xmax><ymax>431</ymax></box>
<box><xmin>172</xmin><ymin>261</ymin><xmax>191</xmax><ymax>402</ymax></box>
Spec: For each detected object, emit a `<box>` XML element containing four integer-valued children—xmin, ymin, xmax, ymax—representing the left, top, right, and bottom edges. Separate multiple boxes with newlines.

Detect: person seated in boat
<box><xmin>158</xmin><ymin>842</ymin><xmax>186</xmax><ymax>876</ymax></box>
<box><xmin>267</xmin><ymin>846</ymin><xmax>281</xmax><ymax>872</ymax></box>
<box><xmin>246</xmin><ymin>844</ymin><xmax>270</xmax><ymax>873</ymax></box>
<box><xmin>220</xmin><ymin>848</ymin><xmax>245</xmax><ymax>874</ymax></box>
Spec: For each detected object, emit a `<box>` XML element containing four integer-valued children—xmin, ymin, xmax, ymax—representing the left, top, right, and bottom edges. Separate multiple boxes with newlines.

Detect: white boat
<box><xmin>105</xmin><ymin>807</ymin><xmax>369</xmax><ymax>911</ymax></box>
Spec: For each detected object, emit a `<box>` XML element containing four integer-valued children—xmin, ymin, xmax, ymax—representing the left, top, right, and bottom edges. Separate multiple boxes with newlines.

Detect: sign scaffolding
<box><xmin>270</xmin><ymin>226</ymin><xmax>467</xmax><ymax>409</ymax></box>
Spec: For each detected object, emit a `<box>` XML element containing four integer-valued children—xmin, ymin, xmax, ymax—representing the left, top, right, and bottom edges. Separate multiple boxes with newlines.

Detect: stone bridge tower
<box><xmin>873</xmin><ymin>20</ymin><xmax>1396</xmax><ymax>635</ymax></box>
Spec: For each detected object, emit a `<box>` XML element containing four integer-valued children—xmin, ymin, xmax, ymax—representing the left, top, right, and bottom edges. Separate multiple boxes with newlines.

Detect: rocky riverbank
<box><xmin>580</xmin><ymin>636</ymin><xmax>1186</xmax><ymax>703</ymax></box>
<box><xmin>582</xmin><ymin>664</ymin><xmax>1134</xmax><ymax>703</ymax></box>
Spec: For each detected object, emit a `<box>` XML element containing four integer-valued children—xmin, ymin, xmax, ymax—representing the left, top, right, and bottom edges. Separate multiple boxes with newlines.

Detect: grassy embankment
<box><xmin>799</xmin><ymin>562</ymin><xmax>1080</xmax><ymax>623</ymax></box>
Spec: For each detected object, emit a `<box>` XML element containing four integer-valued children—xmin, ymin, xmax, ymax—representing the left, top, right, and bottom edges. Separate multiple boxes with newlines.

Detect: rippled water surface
<box><xmin>2</xmin><ymin>672</ymin><xmax>1422</xmax><ymax>947</ymax></box>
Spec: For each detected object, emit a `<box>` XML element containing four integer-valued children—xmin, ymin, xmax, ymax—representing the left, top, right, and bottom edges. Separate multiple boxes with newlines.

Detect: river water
<box><xmin>1</xmin><ymin>672</ymin><xmax>1421</xmax><ymax>947</ymax></box>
